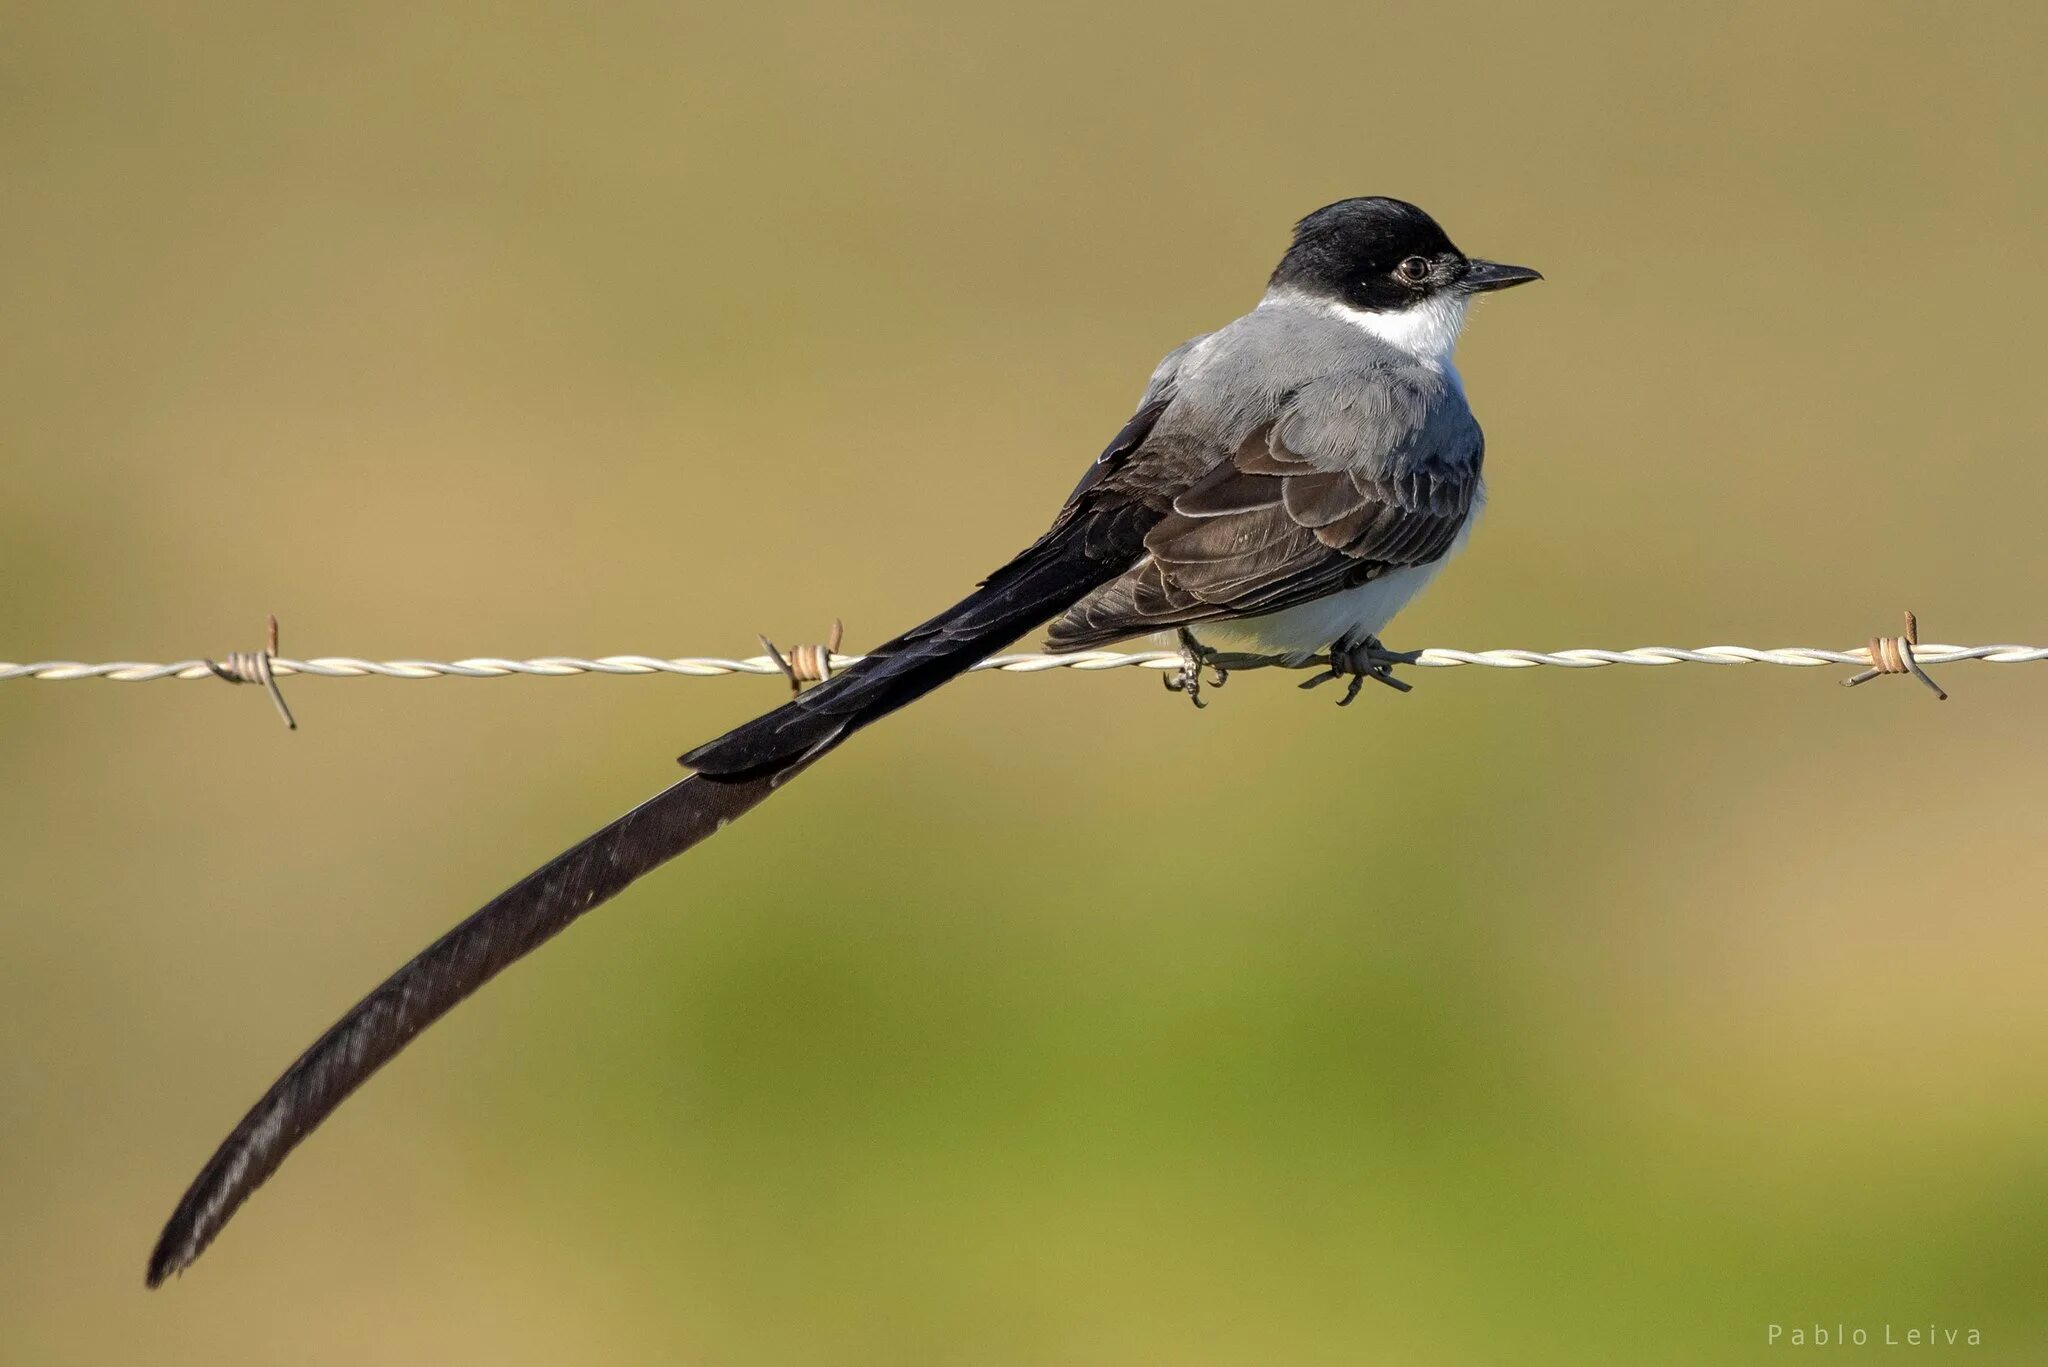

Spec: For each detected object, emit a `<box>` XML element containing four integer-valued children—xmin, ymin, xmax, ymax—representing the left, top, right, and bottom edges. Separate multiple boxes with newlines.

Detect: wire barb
<box><xmin>757</xmin><ymin>618</ymin><xmax>845</xmax><ymax>693</ymax></box>
<box><xmin>1841</xmin><ymin>610</ymin><xmax>1948</xmax><ymax>701</ymax></box>
<box><xmin>204</xmin><ymin>615</ymin><xmax>298</xmax><ymax>730</ymax></box>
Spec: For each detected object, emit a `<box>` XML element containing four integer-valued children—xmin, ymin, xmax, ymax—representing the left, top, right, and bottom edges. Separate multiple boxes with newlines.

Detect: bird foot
<box><xmin>1299</xmin><ymin>635</ymin><xmax>1418</xmax><ymax>706</ymax></box>
<box><xmin>1163</xmin><ymin>628</ymin><xmax>1229</xmax><ymax>709</ymax></box>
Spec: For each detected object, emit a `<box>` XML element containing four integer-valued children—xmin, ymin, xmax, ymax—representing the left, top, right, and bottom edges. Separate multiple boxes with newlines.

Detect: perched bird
<box><xmin>148</xmin><ymin>197</ymin><xmax>1539</xmax><ymax>1285</ymax></box>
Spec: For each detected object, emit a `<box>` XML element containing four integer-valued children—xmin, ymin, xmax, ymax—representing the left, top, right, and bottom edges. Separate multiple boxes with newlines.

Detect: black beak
<box><xmin>1459</xmin><ymin>259</ymin><xmax>1543</xmax><ymax>294</ymax></box>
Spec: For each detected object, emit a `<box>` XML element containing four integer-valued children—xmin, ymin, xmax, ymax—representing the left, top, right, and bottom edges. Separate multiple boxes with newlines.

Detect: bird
<box><xmin>146</xmin><ymin>196</ymin><xmax>1540</xmax><ymax>1286</ymax></box>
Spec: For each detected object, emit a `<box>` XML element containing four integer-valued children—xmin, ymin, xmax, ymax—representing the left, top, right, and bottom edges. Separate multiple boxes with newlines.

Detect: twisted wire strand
<box><xmin>4</xmin><ymin>643</ymin><xmax>2045</xmax><ymax>684</ymax></box>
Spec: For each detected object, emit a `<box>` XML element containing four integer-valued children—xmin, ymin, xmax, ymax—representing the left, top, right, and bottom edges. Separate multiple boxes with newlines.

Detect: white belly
<box><xmin>1193</xmin><ymin>494</ymin><xmax>1481</xmax><ymax>663</ymax></box>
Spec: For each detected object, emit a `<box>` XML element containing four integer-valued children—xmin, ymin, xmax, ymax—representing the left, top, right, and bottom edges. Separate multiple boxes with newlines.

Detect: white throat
<box><xmin>1323</xmin><ymin>293</ymin><xmax>1468</xmax><ymax>371</ymax></box>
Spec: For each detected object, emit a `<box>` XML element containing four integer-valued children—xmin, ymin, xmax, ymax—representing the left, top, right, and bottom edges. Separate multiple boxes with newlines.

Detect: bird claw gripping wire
<box><xmin>205</xmin><ymin>615</ymin><xmax>298</xmax><ymax>730</ymax></box>
<box><xmin>1300</xmin><ymin>635</ymin><xmax>1418</xmax><ymax>706</ymax></box>
<box><xmin>1164</xmin><ymin>627</ymin><xmax>1230</xmax><ymax>709</ymax></box>
<box><xmin>758</xmin><ymin>618</ymin><xmax>845</xmax><ymax>694</ymax></box>
<box><xmin>1841</xmin><ymin>610</ymin><xmax>1948</xmax><ymax>701</ymax></box>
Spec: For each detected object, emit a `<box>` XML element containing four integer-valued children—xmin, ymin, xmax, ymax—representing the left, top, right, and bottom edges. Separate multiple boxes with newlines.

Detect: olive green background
<box><xmin>3</xmin><ymin>4</ymin><xmax>2045</xmax><ymax>1363</ymax></box>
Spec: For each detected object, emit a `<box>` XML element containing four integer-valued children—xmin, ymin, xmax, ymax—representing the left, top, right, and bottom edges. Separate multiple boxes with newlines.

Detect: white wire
<box><xmin>3</xmin><ymin>644</ymin><xmax>2044</xmax><ymax>683</ymax></box>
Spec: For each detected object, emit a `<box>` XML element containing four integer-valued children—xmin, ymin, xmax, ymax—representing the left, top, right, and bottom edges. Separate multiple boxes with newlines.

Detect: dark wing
<box><xmin>1061</xmin><ymin>390</ymin><xmax>1175</xmax><ymax>507</ymax></box>
<box><xmin>1045</xmin><ymin>415</ymin><xmax>1479</xmax><ymax>649</ymax></box>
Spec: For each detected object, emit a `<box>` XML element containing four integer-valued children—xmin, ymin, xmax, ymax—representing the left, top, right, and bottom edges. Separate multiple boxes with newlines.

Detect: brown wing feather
<box><xmin>1045</xmin><ymin>420</ymin><xmax>1476</xmax><ymax>650</ymax></box>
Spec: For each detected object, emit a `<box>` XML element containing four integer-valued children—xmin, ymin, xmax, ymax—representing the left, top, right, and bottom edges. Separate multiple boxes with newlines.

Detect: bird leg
<box><xmin>1163</xmin><ymin>627</ymin><xmax>1229</xmax><ymax>709</ymax></box>
<box><xmin>1298</xmin><ymin>633</ymin><xmax>1419</xmax><ymax>705</ymax></box>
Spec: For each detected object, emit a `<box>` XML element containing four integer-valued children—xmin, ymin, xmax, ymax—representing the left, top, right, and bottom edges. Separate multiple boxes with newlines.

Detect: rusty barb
<box><xmin>758</xmin><ymin>618</ymin><xmax>846</xmax><ymax>694</ymax></box>
<box><xmin>1841</xmin><ymin>610</ymin><xmax>1947</xmax><ymax>701</ymax></box>
<box><xmin>206</xmin><ymin>614</ymin><xmax>299</xmax><ymax>730</ymax></box>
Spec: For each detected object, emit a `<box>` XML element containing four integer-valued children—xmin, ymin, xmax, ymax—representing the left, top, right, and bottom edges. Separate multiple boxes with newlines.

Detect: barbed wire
<box><xmin>4</xmin><ymin>607</ymin><xmax>2043</xmax><ymax>731</ymax></box>
<box><xmin>8</xmin><ymin>642</ymin><xmax>2047</xmax><ymax>686</ymax></box>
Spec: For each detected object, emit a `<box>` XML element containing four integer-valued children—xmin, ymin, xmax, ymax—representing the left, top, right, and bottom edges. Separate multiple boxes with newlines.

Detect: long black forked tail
<box><xmin>147</xmin><ymin>505</ymin><xmax>1151</xmax><ymax>1287</ymax></box>
<box><xmin>146</xmin><ymin>767</ymin><xmax>799</xmax><ymax>1287</ymax></box>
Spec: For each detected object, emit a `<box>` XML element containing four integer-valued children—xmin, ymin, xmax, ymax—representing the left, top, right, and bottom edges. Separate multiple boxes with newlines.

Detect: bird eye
<box><xmin>1397</xmin><ymin>256</ymin><xmax>1431</xmax><ymax>284</ymax></box>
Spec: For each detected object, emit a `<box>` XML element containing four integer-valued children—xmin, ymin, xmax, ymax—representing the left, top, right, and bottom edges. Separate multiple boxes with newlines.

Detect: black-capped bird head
<box><xmin>1269</xmin><ymin>196</ymin><xmax>1542</xmax><ymax>314</ymax></box>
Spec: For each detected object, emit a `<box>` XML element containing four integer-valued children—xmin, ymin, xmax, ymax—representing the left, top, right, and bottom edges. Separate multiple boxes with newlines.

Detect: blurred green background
<box><xmin>4</xmin><ymin>3</ymin><xmax>2046</xmax><ymax>1362</ymax></box>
